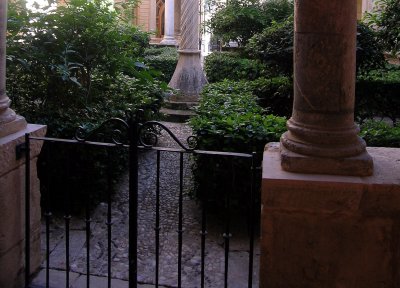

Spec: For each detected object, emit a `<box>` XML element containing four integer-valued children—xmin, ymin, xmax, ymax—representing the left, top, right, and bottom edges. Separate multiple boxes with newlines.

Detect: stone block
<box><xmin>261</xmin><ymin>143</ymin><xmax>400</xmax><ymax>288</ymax></box>
<box><xmin>0</xmin><ymin>124</ymin><xmax>46</xmax><ymax>288</ymax></box>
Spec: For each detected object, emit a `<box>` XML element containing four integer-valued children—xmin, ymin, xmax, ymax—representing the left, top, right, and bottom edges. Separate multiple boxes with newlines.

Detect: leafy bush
<box><xmin>356</xmin><ymin>22</ymin><xmax>386</xmax><ymax>74</ymax></box>
<box><xmin>246</xmin><ymin>16</ymin><xmax>294</xmax><ymax>76</ymax></box>
<box><xmin>7</xmin><ymin>0</ymin><xmax>165</xmax><ymax>211</ymax></box>
<box><xmin>364</xmin><ymin>0</ymin><xmax>400</xmax><ymax>60</ymax></box>
<box><xmin>7</xmin><ymin>0</ymin><xmax>164</xmax><ymax>137</ymax></box>
<box><xmin>144</xmin><ymin>46</ymin><xmax>178</xmax><ymax>82</ymax></box>
<box><xmin>204</xmin><ymin>52</ymin><xmax>263</xmax><ymax>82</ymax></box>
<box><xmin>190</xmin><ymin>84</ymin><xmax>286</xmax><ymax>208</ymax></box>
<box><xmin>191</xmin><ymin>87</ymin><xmax>287</xmax><ymax>151</ymax></box>
<box><xmin>360</xmin><ymin>120</ymin><xmax>400</xmax><ymax>147</ymax></box>
<box><xmin>355</xmin><ymin>67</ymin><xmax>400</xmax><ymax>124</ymax></box>
<box><xmin>207</xmin><ymin>0</ymin><xmax>293</xmax><ymax>46</ymax></box>
<box><xmin>246</xmin><ymin>17</ymin><xmax>388</xmax><ymax>76</ymax></box>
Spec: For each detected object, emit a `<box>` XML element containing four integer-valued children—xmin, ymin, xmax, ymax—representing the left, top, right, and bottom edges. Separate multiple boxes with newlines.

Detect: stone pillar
<box><xmin>168</xmin><ymin>0</ymin><xmax>207</xmax><ymax>101</ymax></box>
<box><xmin>174</xmin><ymin>0</ymin><xmax>181</xmax><ymax>41</ymax></box>
<box><xmin>160</xmin><ymin>0</ymin><xmax>177</xmax><ymax>45</ymax></box>
<box><xmin>280</xmin><ymin>0</ymin><xmax>373</xmax><ymax>176</ymax></box>
<box><xmin>0</xmin><ymin>1</ymin><xmax>26</xmax><ymax>137</ymax></box>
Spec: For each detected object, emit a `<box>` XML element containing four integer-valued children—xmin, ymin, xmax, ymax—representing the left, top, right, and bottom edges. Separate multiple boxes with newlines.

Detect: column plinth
<box><xmin>280</xmin><ymin>0</ymin><xmax>373</xmax><ymax>176</ymax></box>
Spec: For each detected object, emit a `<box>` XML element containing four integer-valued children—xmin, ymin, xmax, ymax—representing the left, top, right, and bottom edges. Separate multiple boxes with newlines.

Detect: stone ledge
<box><xmin>0</xmin><ymin>124</ymin><xmax>46</xmax><ymax>177</ymax></box>
<box><xmin>263</xmin><ymin>142</ymin><xmax>400</xmax><ymax>213</ymax></box>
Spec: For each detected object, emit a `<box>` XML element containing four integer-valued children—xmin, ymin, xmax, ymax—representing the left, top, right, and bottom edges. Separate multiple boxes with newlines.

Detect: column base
<box><xmin>280</xmin><ymin>141</ymin><xmax>373</xmax><ymax>176</ymax></box>
<box><xmin>160</xmin><ymin>36</ymin><xmax>177</xmax><ymax>46</ymax></box>
<box><xmin>169</xmin><ymin>50</ymin><xmax>208</xmax><ymax>99</ymax></box>
<box><xmin>0</xmin><ymin>115</ymin><xmax>27</xmax><ymax>138</ymax></box>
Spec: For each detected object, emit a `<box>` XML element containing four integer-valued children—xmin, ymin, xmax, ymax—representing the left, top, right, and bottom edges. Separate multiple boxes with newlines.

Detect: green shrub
<box><xmin>7</xmin><ymin>0</ymin><xmax>165</xmax><ymax>212</ymax></box>
<box><xmin>246</xmin><ymin>16</ymin><xmax>294</xmax><ymax>76</ymax></box>
<box><xmin>207</xmin><ymin>0</ymin><xmax>293</xmax><ymax>46</ymax></box>
<box><xmin>189</xmin><ymin>83</ymin><xmax>287</xmax><ymax>208</ymax></box>
<box><xmin>355</xmin><ymin>68</ymin><xmax>400</xmax><ymax>124</ymax></box>
<box><xmin>201</xmin><ymin>77</ymin><xmax>293</xmax><ymax>117</ymax></box>
<box><xmin>204</xmin><ymin>52</ymin><xmax>263</xmax><ymax>82</ymax></box>
<box><xmin>360</xmin><ymin>120</ymin><xmax>400</xmax><ymax>147</ymax></box>
<box><xmin>144</xmin><ymin>46</ymin><xmax>178</xmax><ymax>82</ymax></box>
<box><xmin>246</xmin><ymin>18</ymin><xmax>388</xmax><ymax>77</ymax></box>
<box><xmin>356</xmin><ymin>22</ymin><xmax>386</xmax><ymax>75</ymax></box>
<box><xmin>250</xmin><ymin>77</ymin><xmax>293</xmax><ymax>117</ymax></box>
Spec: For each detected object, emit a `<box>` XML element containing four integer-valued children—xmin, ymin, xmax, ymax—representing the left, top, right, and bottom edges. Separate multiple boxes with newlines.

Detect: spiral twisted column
<box><xmin>280</xmin><ymin>0</ymin><xmax>373</xmax><ymax>176</ymax></box>
<box><xmin>168</xmin><ymin>0</ymin><xmax>207</xmax><ymax>100</ymax></box>
<box><xmin>0</xmin><ymin>1</ymin><xmax>26</xmax><ymax>137</ymax></box>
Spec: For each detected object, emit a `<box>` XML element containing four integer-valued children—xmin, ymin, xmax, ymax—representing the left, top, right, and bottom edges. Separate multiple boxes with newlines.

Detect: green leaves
<box><xmin>7</xmin><ymin>0</ymin><xmax>164</xmax><ymax>138</ymax></box>
<box><xmin>364</xmin><ymin>0</ymin><xmax>400</xmax><ymax>59</ymax></box>
<box><xmin>190</xmin><ymin>80</ymin><xmax>287</xmax><ymax>153</ymax></box>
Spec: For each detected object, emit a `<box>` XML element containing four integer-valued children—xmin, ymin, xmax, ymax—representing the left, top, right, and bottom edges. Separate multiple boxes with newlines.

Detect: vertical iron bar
<box><xmin>107</xmin><ymin>150</ymin><xmax>113</xmax><ymax>288</ymax></box>
<box><xmin>83</xmin><ymin>144</ymin><xmax>91</xmax><ymax>288</ymax></box>
<box><xmin>64</xmin><ymin>143</ymin><xmax>71</xmax><ymax>288</ymax></box>
<box><xmin>25</xmin><ymin>133</ymin><xmax>31</xmax><ymax>288</ymax></box>
<box><xmin>247</xmin><ymin>152</ymin><xmax>256</xmax><ymax>288</ymax></box>
<box><xmin>177</xmin><ymin>152</ymin><xmax>184</xmax><ymax>288</ymax></box>
<box><xmin>223</xmin><ymin>158</ymin><xmax>233</xmax><ymax>288</ymax></box>
<box><xmin>128</xmin><ymin>114</ymin><xmax>139</xmax><ymax>288</ymax></box>
<box><xmin>155</xmin><ymin>151</ymin><xmax>161</xmax><ymax>287</ymax></box>
<box><xmin>200</xmin><ymin>155</ymin><xmax>207</xmax><ymax>288</ymax></box>
<box><xmin>45</xmin><ymin>142</ymin><xmax>53</xmax><ymax>288</ymax></box>
<box><xmin>85</xmin><ymin>196</ymin><xmax>91</xmax><ymax>288</ymax></box>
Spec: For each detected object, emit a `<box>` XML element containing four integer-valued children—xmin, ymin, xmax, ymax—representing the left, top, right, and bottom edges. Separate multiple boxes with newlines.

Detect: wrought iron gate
<box><xmin>22</xmin><ymin>112</ymin><xmax>259</xmax><ymax>288</ymax></box>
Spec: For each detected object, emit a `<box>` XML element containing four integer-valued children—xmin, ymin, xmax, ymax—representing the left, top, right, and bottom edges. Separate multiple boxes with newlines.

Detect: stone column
<box><xmin>174</xmin><ymin>0</ymin><xmax>181</xmax><ymax>41</ymax></box>
<box><xmin>280</xmin><ymin>0</ymin><xmax>373</xmax><ymax>176</ymax></box>
<box><xmin>168</xmin><ymin>0</ymin><xmax>207</xmax><ymax>101</ymax></box>
<box><xmin>0</xmin><ymin>1</ymin><xmax>26</xmax><ymax>137</ymax></box>
<box><xmin>160</xmin><ymin>0</ymin><xmax>177</xmax><ymax>45</ymax></box>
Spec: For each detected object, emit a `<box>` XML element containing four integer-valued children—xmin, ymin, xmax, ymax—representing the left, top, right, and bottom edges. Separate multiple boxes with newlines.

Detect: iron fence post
<box><xmin>25</xmin><ymin>133</ymin><xmax>31</xmax><ymax>288</ymax></box>
<box><xmin>128</xmin><ymin>113</ymin><xmax>139</xmax><ymax>288</ymax></box>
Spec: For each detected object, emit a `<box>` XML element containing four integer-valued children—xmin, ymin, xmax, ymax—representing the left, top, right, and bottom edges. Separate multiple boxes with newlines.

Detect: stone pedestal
<box><xmin>0</xmin><ymin>124</ymin><xmax>46</xmax><ymax>288</ymax></box>
<box><xmin>261</xmin><ymin>143</ymin><xmax>400</xmax><ymax>287</ymax></box>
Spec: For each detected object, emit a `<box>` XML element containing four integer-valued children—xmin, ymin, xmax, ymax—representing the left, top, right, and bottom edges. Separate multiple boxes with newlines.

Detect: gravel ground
<box><xmin>38</xmin><ymin>122</ymin><xmax>259</xmax><ymax>287</ymax></box>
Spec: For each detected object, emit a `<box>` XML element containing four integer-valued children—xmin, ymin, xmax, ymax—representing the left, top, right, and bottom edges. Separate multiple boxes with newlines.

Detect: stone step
<box><xmin>163</xmin><ymin>99</ymin><xmax>198</xmax><ymax>110</ymax></box>
<box><xmin>160</xmin><ymin>108</ymin><xmax>196</xmax><ymax>123</ymax></box>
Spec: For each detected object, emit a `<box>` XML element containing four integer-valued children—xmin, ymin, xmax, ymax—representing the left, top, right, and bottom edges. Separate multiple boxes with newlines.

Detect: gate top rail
<box><xmin>28</xmin><ymin>135</ymin><xmax>253</xmax><ymax>158</ymax></box>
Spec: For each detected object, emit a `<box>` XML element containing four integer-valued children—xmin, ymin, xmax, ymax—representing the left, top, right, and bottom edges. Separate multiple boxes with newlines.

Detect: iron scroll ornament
<box><xmin>138</xmin><ymin>121</ymin><xmax>198</xmax><ymax>151</ymax></box>
<box><xmin>73</xmin><ymin>115</ymin><xmax>198</xmax><ymax>151</ymax></box>
<box><xmin>75</xmin><ymin>118</ymin><xmax>129</xmax><ymax>145</ymax></box>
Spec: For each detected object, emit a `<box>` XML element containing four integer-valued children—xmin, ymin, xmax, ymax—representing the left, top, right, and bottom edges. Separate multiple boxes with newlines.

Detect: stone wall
<box><xmin>0</xmin><ymin>124</ymin><xmax>46</xmax><ymax>288</ymax></box>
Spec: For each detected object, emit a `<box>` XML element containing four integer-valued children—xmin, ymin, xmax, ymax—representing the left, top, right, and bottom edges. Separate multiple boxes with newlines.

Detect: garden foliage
<box><xmin>207</xmin><ymin>0</ymin><xmax>293</xmax><ymax>46</ymax></box>
<box><xmin>7</xmin><ymin>0</ymin><xmax>164</xmax><ymax>137</ymax></box>
<box><xmin>7</xmin><ymin>0</ymin><xmax>167</xmax><ymax>211</ymax></box>
<box><xmin>144</xmin><ymin>46</ymin><xmax>178</xmax><ymax>83</ymax></box>
<box><xmin>360</xmin><ymin>120</ymin><xmax>400</xmax><ymax>147</ymax></box>
<box><xmin>365</xmin><ymin>0</ymin><xmax>400</xmax><ymax>59</ymax></box>
<box><xmin>204</xmin><ymin>52</ymin><xmax>263</xmax><ymax>82</ymax></box>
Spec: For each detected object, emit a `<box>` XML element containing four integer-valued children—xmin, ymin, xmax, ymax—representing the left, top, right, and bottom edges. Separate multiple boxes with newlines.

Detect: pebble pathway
<box><xmin>36</xmin><ymin>122</ymin><xmax>259</xmax><ymax>287</ymax></box>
